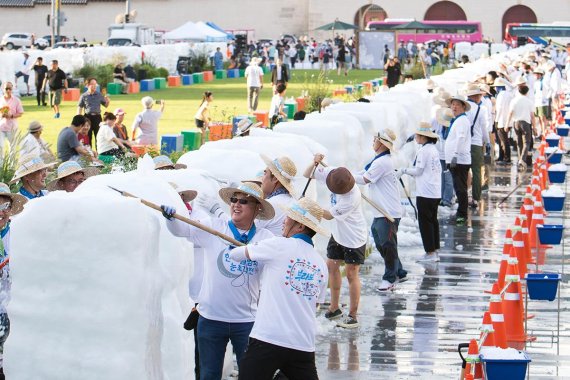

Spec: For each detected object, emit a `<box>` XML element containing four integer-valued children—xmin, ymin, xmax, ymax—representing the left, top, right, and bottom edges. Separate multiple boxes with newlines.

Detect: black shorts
<box><xmin>15</xmin><ymin>71</ymin><xmax>29</xmax><ymax>83</ymax></box>
<box><xmin>195</xmin><ymin>118</ymin><xmax>205</xmax><ymax>129</ymax></box>
<box><xmin>326</xmin><ymin>236</ymin><xmax>366</xmax><ymax>265</ymax></box>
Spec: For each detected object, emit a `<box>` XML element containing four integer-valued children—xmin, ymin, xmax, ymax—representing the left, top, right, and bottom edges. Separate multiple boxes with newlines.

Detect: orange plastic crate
<box><xmin>253</xmin><ymin>111</ymin><xmax>269</xmax><ymax>127</ymax></box>
<box><xmin>127</xmin><ymin>81</ymin><xmax>140</xmax><ymax>94</ymax></box>
<box><xmin>296</xmin><ymin>97</ymin><xmax>305</xmax><ymax>112</ymax></box>
<box><xmin>63</xmin><ymin>88</ymin><xmax>80</xmax><ymax>101</ymax></box>
<box><xmin>167</xmin><ymin>76</ymin><xmax>181</xmax><ymax>87</ymax></box>
<box><xmin>203</xmin><ymin>71</ymin><xmax>214</xmax><ymax>82</ymax></box>
<box><xmin>333</xmin><ymin>89</ymin><xmax>347</xmax><ymax>97</ymax></box>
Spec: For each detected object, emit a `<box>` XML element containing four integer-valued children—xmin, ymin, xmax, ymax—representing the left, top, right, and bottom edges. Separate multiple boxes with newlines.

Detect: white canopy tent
<box><xmin>163</xmin><ymin>21</ymin><xmax>207</xmax><ymax>42</ymax></box>
<box><xmin>195</xmin><ymin>21</ymin><xmax>229</xmax><ymax>42</ymax></box>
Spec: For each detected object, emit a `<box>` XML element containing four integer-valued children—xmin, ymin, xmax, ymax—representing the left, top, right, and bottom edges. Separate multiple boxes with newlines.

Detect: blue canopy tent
<box><xmin>206</xmin><ymin>21</ymin><xmax>235</xmax><ymax>40</ymax></box>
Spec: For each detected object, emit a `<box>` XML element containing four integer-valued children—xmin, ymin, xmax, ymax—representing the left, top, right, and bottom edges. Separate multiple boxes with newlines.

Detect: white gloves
<box><xmin>197</xmin><ymin>193</ymin><xmax>223</xmax><ymax>217</ymax></box>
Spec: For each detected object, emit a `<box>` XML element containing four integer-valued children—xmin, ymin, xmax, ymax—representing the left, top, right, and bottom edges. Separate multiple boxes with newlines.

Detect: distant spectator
<box><xmin>0</xmin><ymin>82</ymin><xmax>24</xmax><ymax>144</ymax></box>
<box><xmin>269</xmin><ymin>83</ymin><xmax>287</xmax><ymax>127</ymax></box>
<box><xmin>132</xmin><ymin>96</ymin><xmax>164</xmax><ymax>146</ymax></box>
<box><xmin>32</xmin><ymin>57</ymin><xmax>48</xmax><ymax>106</ymax></box>
<box><xmin>41</xmin><ymin>60</ymin><xmax>67</xmax><ymax>119</ymax></box>
<box><xmin>57</xmin><ymin>115</ymin><xmax>99</xmax><ymax>163</ymax></box>
<box><xmin>20</xmin><ymin>121</ymin><xmax>55</xmax><ymax>162</ymax></box>
<box><xmin>14</xmin><ymin>52</ymin><xmax>31</xmax><ymax>96</ymax></box>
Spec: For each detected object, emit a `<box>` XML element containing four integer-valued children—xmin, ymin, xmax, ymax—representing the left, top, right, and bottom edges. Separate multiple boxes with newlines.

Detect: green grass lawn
<box><xmin>17</xmin><ymin>69</ymin><xmax>385</xmax><ymax>150</ymax></box>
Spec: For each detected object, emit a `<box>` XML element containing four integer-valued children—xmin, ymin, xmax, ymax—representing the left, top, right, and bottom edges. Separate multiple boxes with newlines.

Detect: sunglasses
<box><xmin>230</xmin><ymin>197</ymin><xmax>257</xmax><ymax>205</ymax></box>
<box><xmin>5</xmin><ymin>88</ymin><xmax>12</xmax><ymax>90</ymax></box>
<box><xmin>0</xmin><ymin>202</ymin><xmax>12</xmax><ymax>212</ymax></box>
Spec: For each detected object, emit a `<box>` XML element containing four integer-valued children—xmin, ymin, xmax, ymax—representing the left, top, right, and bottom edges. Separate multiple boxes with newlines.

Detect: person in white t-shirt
<box><xmin>269</xmin><ymin>83</ymin><xmax>287</xmax><ymax>127</ymax></box>
<box><xmin>398</xmin><ymin>123</ymin><xmax>442</xmax><ymax>262</ymax></box>
<box><xmin>304</xmin><ymin>156</ymin><xmax>367</xmax><ymax>328</ymax></box>
<box><xmin>533</xmin><ymin>68</ymin><xmax>549</xmax><ymax>139</ymax></box>
<box><xmin>244</xmin><ymin>57</ymin><xmax>264</xmax><ymax>113</ymax></box>
<box><xmin>229</xmin><ymin>197</ymin><xmax>328</xmax><ymax>380</ymax></box>
<box><xmin>197</xmin><ymin>155</ymin><xmax>297</xmax><ymax>238</ymax></box>
<box><xmin>352</xmin><ymin>129</ymin><xmax>407</xmax><ymax>292</ymax></box>
<box><xmin>161</xmin><ymin>182</ymin><xmax>275</xmax><ymax>380</ymax></box>
<box><xmin>96</xmin><ymin>112</ymin><xmax>129</xmax><ymax>157</ymax></box>
<box><xmin>493</xmin><ymin>78</ymin><xmax>514</xmax><ymax>164</ymax></box>
<box><xmin>444</xmin><ymin>95</ymin><xmax>471</xmax><ymax>225</ymax></box>
<box><xmin>506</xmin><ymin>85</ymin><xmax>535</xmax><ymax>171</ymax></box>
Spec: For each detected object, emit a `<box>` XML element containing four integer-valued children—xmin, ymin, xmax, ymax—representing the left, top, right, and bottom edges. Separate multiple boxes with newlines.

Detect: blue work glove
<box><xmin>161</xmin><ymin>205</ymin><xmax>176</xmax><ymax>220</ymax></box>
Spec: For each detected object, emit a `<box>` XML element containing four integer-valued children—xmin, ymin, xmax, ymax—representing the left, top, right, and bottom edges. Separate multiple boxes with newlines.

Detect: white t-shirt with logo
<box><xmin>314</xmin><ymin>166</ymin><xmax>368</xmax><ymax>248</ymax></box>
<box><xmin>96</xmin><ymin>123</ymin><xmax>119</xmax><ymax>154</ymax></box>
<box><xmin>445</xmin><ymin>114</ymin><xmax>471</xmax><ymax>165</ymax></box>
<box><xmin>166</xmin><ymin>216</ymin><xmax>274</xmax><ymax>322</ymax></box>
<box><xmin>409</xmin><ymin>143</ymin><xmax>442</xmax><ymax>199</ymax></box>
<box><xmin>237</xmin><ymin>236</ymin><xmax>327</xmax><ymax>352</ymax></box>
<box><xmin>358</xmin><ymin>154</ymin><xmax>403</xmax><ymax>219</ymax></box>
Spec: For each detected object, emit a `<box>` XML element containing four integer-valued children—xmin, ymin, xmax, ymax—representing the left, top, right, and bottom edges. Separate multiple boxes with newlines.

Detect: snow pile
<box><xmin>542</xmin><ymin>186</ymin><xmax>565</xmax><ymax>197</ymax></box>
<box><xmin>557</xmin><ymin>124</ymin><xmax>570</xmax><ymax>129</ymax></box>
<box><xmin>480</xmin><ymin>347</ymin><xmax>530</xmax><ymax>360</ymax></box>
<box><xmin>5</xmin><ymin>172</ymin><xmax>195</xmax><ymax>379</ymax></box>
<box><xmin>546</xmin><ymin>133</ymin><xmax>561</xmax><ymax>140</ymax></box>
<box><xmin>545</xmin><ymin>147</ymin><xmax>560</xmax><ymax>154</ymax></box>
<box><xmin>548</xmin><ymin>164</ymin><xmax>568</xmax><ymax>172</ymax></box>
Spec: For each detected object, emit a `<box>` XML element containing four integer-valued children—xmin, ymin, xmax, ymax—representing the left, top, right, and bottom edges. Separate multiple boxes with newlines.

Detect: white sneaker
<box><xmin>417</xmin><ymin>253</ymin><xmax>440</xmax><ymax>262</ymax></box>
<box><xmin>377</xmin><ymin>280</ymin><xmax>395</xmax><ymax>292</ymax></box>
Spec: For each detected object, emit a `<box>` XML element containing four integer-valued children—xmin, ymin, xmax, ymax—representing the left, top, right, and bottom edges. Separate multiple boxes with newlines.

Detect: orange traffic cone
<box><xmin>532</xmin><ymin>188</ymin><xmax>543</xmax><ymax>205</ymax></box>
<box><xmin>464</xmin><ymin>339</ymin><xmax>483</xmax><ymax>380</ymax></box>
<box><xmin>502</xmin><ymin>256</ymin><xmax>526</xmax><ymax>349</ymax></box>
<box><xmin>529</xmin><ymin>201</ymin><xmax>546</xmax><ymax>249</ymax></box>
<box><xmin>489</xmin><ymin>282</ymin><xmax>508</xmax><ymax>348</ymax></box>
<box><xmin>539</xmin><ymin>158</ymin><xmax>548</xmax><ymax>190</ymax></box>
<box><xmin>512</xmin><ymin>226</ymin><xmax>528</xmax><ymax>279</ymax></box>
<box><xmin>538</xmin><ymin>141</ymin><xmax>545</xmax><ymax>157</ymax></box>
<box><xmin>480</xmin><ymin>311</ymin><xmax>496</xmax><ymax>347</ymax></box>
<box><xmin>520</xmin><ymin>216</ymin><xmax>535</xmax><ymax>265</ymax></box>
<box><xmin>465</xmin><ymin>374</ymin><xmax>474</xmax><ymax>380</ymax></box>
<box><xmin>523</xmin><ymin>191</ymin><xmax>533</xmax><ymax>221</ymax></box>
<box><xmin>498</xmin><ymin>229</ymin><xmax>513</xmax><ymax>289</ymax></box>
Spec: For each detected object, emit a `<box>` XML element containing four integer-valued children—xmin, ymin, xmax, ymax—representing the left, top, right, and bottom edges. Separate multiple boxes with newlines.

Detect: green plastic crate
<box><xmin>215</xmin><ymin>70</ymin><xmax>227</xmax><ymax>79</ymax></box>
<box><xmin>106</xmin><ymin>83</ymin><xmax>122</xmax><ymax>95</ymax></box>
<box><xmin>154</xmin><ymin>78</ymin><xmax>167</xmax><ymax>89</ymax></box>
<box><xmin>181</xmin><ymin>130</ymin><xmax>202</xmax><ymax>151</ymax></box>
<box><xmin>239</xmin><ymin>69</ymin><xmax>245</xmax><ymax>78</ymax></box>
<box><xmin>98</xmin><ymin>155</ymin><xmax>115</xmax><ymax>164</ymax></box>
<box><xmin>262</xmin><ymin>66</ymin><xmax>270</xmax><ymax>75</ymax></box>
<box><xmin>284</xmin><ymin>103</ymin><xmax>296</xmax><ymax>119</ymax></box>
<box><xmin>192</xmin><ymin>73</ymin><xmax>204</xmax><ymax>84</ymax></box>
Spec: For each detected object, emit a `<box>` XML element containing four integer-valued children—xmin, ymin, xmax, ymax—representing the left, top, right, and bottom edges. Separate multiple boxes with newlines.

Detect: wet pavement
<box><xmin>314</xmin><ymin>161</ymin><xmax>570</xmax><ymax>379</ymax></box>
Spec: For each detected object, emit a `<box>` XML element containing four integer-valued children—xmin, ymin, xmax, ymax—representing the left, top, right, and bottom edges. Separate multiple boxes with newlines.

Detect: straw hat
<box><xmin>279</xmin><ymin>197</ymin><xmax>328</xmax><ymax>236</ymax></box>
<box><xmin>325</xmin><ymin>167</ymin><xmax>355</xmax><ymax>195</ymax></box>
<box><xmin>28</xmin><ymin>121</ymin><xmax>43</xmax><ymax>133</ymax></box>
<box><xmin>533</xmin><ymin>67</ymin><xmax>545</xmax><ymax>75</ymax></box>
<box><xmin>491</xmin><ymin>77</ymin><xmax>508</xmax><ymax>87</ymax></box>
<box><xmin>433</xmin><ymin>91</ymin><xmax>451</xmax><ymax>106</ymax></box>
<box><xmin>261</xmin><ymin>154</ymin><xmax>297</xmax><ymax>196</ymax></box>
<box><xmin>445</xmin><ymin>94</ymin><xmax>471</xmax><ymax>111</ymax></box>
<box><xmin>153</xmin><ymin>155</ymin><xmax>187</xmax><ymax>170</ymax></box>
<box><xmin>375</xmin><ymin>128</ymin><xmax>397</xmax><ymax>150</ymax></box>
<box><xmin>321</xmin><ymin>98</ymin><xmax>333</xmax><ymax>108</ymax></box>
<box><xmin>479</xmin><ymin>84</ymin><xmax>492</xmax><ymax>95</ymax></box>
<box><xmin>242</xmin><ymin>170</ymin><xmax>264</xmax><ymax>185</ymax></box>
<box><xmin>426</xmin><ymin>79</ymin><xmax>436</xmax><ymax>90</ymax></box>
<box><xmin>463</xmin><ymin>83</ymin><xmax>484</xmax><ymax>97</ymax></box>
<box><xmin>11</xmin><ymin>155</ymin><xmax>56</xmax><ymax>184</ymax></box>
<box><xmin>436</xmin><ymin>107</ymin><xmax>453</xmax><ymax>127</ymax></box>
<box><xmin>235</xmin><ymin>119</ymin><xmax>262</xmax><ymax>137</ymax></box>
<box><xmin>0</xmin><ymin>182</ymin><xmax>27</xmax><ymax>215</ymax></box>
<box><xmin>169</xmin><ymin>182</ymin><xmax>198</xmax><ymax>202</ymax></box>
<box><xmin>218</xmin><ymin>182</ymin><xmax>275</xmax><ymax>220</ymax></box>
<box><xmin>415</xmin><ymin>122</ymin><xmax>439</xmax><ymax>140</ymax></box>
<box><xmin>47</xmin><ymin>161</ymin><xmax>100</xmax><ymax>191</ymax></box>
<box><xmin>514</xmin><ymin>76</ymin><xmax>527</xmax><ymax>86</ymax></box>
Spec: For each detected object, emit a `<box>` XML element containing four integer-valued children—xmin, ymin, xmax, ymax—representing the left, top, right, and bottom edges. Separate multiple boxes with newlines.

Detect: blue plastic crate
<box><xmin>160</xmin><ymin>134</ymin><xmax>183</xmax><ymax>154</ymax></box>
<box><xmin>480</xmin><ymin>351</ymin><xmax>531</xmax><ymax>380</ymax></box>
<box><xmin>543</xmin><ymin>195</ymin><xmax>565</xmax><ymax>212</ymax></box>
<box><xmin>344</xmin><ymin>86</ymin><xmax>353</xmax><ymax>94</ymax></box>
<box><xmin>546</xmin><ymin>138</ymin><xmax>560</xmax><ymax>148</ymax></box>
<box><xmin>140</xmin><ymin>79</ymin><xmax>155</xmax><ymax>92</ymax></box>
<box><xmin>526</xmin><ymin>273</ymin><xmax>560</xmax><ymax>301</ymax></box>
<box><xmin>537</xmin><ymin>224</ymin><xmax>564</xmax><ymax>245</ymax></box>
<box><xmin>547</xmin><ymin>152</ymin><xmax>563</xmax><ymax>164</ymax></box>
<box><xmin>557</xmin><ymin>126</ymin><xmax>569</xmax><ymax>136</ymax></box>
<box><xmin>181</xmin><ymin>74</ymin><xmax>193</xmax><ymax>85</ymax></box>
<box><xmin>548</xmin><ymin>169</ymin><xmax>567</xmax><ymax>184</ymax></box>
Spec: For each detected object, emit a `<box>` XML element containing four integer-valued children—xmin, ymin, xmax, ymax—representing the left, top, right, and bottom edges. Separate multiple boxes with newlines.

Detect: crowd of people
<box><xmin>0</xmin><ymin>40</ymin><xmax>567</xmax><ymax>380</ymax></box>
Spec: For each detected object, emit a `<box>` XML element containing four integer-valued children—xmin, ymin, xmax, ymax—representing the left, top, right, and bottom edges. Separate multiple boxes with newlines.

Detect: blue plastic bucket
<box><xmin>561</xmin><ymin>109</ymin><xmax>567</xmax><ymax>118</ymax></box>
<box><xmin>547</xmin><ymin>152</ymin><xmax>563</xmax><ymax>164</ymax></box>
<box><xmin>565</xmin><ymin>118</ymin><xmax>570</xmax><ymax>125</ymax></box>
<box><xmin>537</xmin><ymin>224</ymin><xmax>564</xmax><ymax>245</ymax></box>
<box><xmin>548</xmin><ymin>169</ymin><xmax>567</xmax><ymax>184</ymax></box>
<box><xmin>546</xmin><ymin>138</ymin><xmax>560</xmax><ymax>148</ymax></box>
<box><xmin>557</xmin><ymin>126</ymin><xmax>569</xmax><ymax>136</ymax></box>
<box><xmin>526</xmin><ymin>273</ymin><xmax>560</xmax><ymax>301</ymax></box>
<box><xmin>542</xmin><ymin>195</ymin><xmax>565</xmax><ymax>212</ymax></box>
<box><xmin>480</xmin><ymin>351</ymin><xmax>531</xmax><ymax>380</ymax></box>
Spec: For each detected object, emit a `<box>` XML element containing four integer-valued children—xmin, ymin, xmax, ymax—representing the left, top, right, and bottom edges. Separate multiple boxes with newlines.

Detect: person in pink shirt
<box><xmin>0</xmin><ymin>82</ymin><xmax>24</xmax><ymax>142</ymax></box>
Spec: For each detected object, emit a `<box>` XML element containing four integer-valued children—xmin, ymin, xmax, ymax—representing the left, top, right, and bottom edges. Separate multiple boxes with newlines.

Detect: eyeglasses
<box><xmin>230</xmin><ymin>197</ymin><xmax>257</xmax><ymax>205</ymax></box>
<box><xmin>64</xmin><ymin>178</ymin><xmax>84</xmax><ymax>186</ymax></box>
<box><xmin>0</xmin><ymin>202</ymin><xmax>12</xmax><ymax>212</ymax></box>
<box><xmin>5</xmin><ymin>88</ymin><xmax>12</xmax><ymax>91</ymax></box>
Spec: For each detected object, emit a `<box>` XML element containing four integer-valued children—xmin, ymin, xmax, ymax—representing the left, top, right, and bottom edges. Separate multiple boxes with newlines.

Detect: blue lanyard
<box><xmin>291</xmin><ymin>233</ymin><xmax>314</xmax><ymax>247</ymax></box>
<box><xmin>0</xmin><ymin>223</ymin><xmax>9</xmax><ymax>259</ymax></box>
<box><xmin>228</xmin><ymin>221</ymin><xmax>256</xmax><ymax>244</ymax></box>
<box><xmin>19</xmin><ymin>187</ymin><xmax>45</xmax><ymax>199</ymax></box>
<box><xmin>364</xmin><ymin>151</ymin><xmax>390</xmax><ymax>171</ymax></box>
<box><xmin>267</xmin><ymin>188</ymin><xmax>289</xmax><ymax>198</ymax></box>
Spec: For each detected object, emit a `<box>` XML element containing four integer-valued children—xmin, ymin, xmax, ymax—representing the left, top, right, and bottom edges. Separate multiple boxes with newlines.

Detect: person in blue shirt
<box><xmin>10</xmin><ymin>155</ymin><xmax>56</xmax><ymax>199</ymax></box>
<box><xmin>0</xmin><ymin>182</ymin><xmax>27</xmax><ymax>376</ymax></box>
<box><xmin>213</xmin><ymin>47</ymin><xmax>224</xmax><ymax>71</ymax></box>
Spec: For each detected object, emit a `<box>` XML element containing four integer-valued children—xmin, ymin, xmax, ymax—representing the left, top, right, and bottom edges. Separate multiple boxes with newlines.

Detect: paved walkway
<box><xmin>315</xmin><ymin>162</ymin><xmax>570</xmax><ymax>379</ymax></box>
